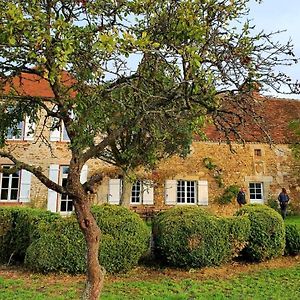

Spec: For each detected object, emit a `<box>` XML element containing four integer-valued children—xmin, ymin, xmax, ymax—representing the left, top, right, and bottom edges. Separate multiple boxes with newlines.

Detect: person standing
<box><xmin>237</xmin><ymin>187</ymin><xmax>246</xmax><ymax>207</ymax></box>
<box><xmin>278</xmin><ymin>188</ymin><xmax>289</xmax><ymax>219</ymax></box>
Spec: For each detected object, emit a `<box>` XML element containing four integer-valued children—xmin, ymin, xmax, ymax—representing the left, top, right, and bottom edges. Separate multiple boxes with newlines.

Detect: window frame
<box><xmin>6</xmin><ymin>121</ymin><xmax>25</xmax><ymax>141</ymax></box>
<box><xmin>0</xmin><ymin>165</ymin><xmax>21</xmax><ymax>202</ymax></box>
<box><xmin>58</xmin><ymin>166</ymin><xmax>73</xmax><ymax>213</ymax></box>
<box><xmin>176</xmin><ymin>180</ymin><xmax>197</xmax><ymax>204</ymax></box>
<box><xmin>130</xmin><ymin>180</ymin><xmax>142</xmax><ymax>204</ymax></box>
<box><xmin>249</xmin><ymin>182</ymin><xmax>264</xmax><ymax>203</ymax></box>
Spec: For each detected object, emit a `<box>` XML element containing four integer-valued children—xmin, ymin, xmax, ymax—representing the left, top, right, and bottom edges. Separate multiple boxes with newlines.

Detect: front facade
<box><xmin>1</xmin><ymin>75</ymin><xmax>300</xmax><ymax>216</ymax></box>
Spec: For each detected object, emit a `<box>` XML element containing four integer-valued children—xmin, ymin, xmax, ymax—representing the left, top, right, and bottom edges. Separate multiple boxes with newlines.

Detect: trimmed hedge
<box><xmin>0</xmin><ymin>207</ymin><xmax>59</xmax><ymax>264</ymax></box>
<box><xmin>285</xmin><ymin>224</ymin><xmax>300</xmax><ymax>255</ymax></box>
<box><xmin>25</xmin><ymin>205</ymin><xmax>150</xmax><ymax>274</ymax></box>
<box><xmin>235</xmin><ymin>204</ymin><xmax>285</xmax><ymax>262</ymax></box>
<box><xmin>153</xmin><ymin>206</ymin><xmax>250</xmax><ymax>268</ymax></box>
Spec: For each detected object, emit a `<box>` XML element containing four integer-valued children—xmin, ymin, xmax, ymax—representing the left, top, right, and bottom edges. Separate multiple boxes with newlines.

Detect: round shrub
<box><xmin>91</xmin><ymin>204</ymin><xmax>150</xmax><ymax>273</ymax></box>
<box><xmin>285</xmin><ymin>224</ymin><xmax>300</xmax><ymax>255</ymax></box>
<box><xmin>153</xmin><ymin>206</ymin><xmax>245</xmax><ymax>268</ymax></box>
<box><xmin>25</xmin><ymin>217</ymin><xmax>86</xmax><ymax>274</ymax></box>
<box><xmin>223</xmin><ymin>215</ymin><xmax>251</xmax><ymax>258</ymax></box>
<box><xmin>235</xmin><ymin>204</ymin><xmax>285</xmax><ymax>261</ymax></box>
<box><xmin>25</xmin><ymin>204</ymin><xmax>150</xmax><ymax>274</ymax></box>
<box><xmin>0</xmin><ymin>207</ymin><xmax>59</xmax><ymax>264</ymax></box>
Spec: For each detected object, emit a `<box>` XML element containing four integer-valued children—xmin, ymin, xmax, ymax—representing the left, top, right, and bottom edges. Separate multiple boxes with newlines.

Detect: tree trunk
<box><xmin>120</xmin><ymin>173</ymin><xmax>133</xmax><ymax>208</ymax></box>
<box><xmin>74</xmin><ymin>200</ymin><xmax>105</xmax><ymax>300</ymax></box>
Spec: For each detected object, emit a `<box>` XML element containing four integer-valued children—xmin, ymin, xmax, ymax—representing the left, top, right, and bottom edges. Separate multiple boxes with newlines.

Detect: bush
<box><xmin>235</xmin><ymin>204</ymin><xmax>285</xmax><ymax>261</ymax></box>
<box><xmin>217</xmin><ymin>185</ymin><xmax>240</xmax><ymax>205</ymax></box>
<box><xmin>223</xmin><ymin>215</ymin><xmax>251</xmax><ymax>258</ymax></box>
<box><xmin>0</xmin><ymin>207</ymin><xmax>59</xmax><ymax>264</ymax></box>
<box><xmin>153</xmin><ymin>206</ymin><xmax>249</xmax><ymax>268</ymax></box>
<box><xmin>25</xmin><ymin>217</ymin><xmax>86</xmax><ymax>274</ymax></box>
<box><xmin>285</xmin><ymin>224</ymin><xmax>300</xmax><ymax>255</ymax></box>
<box><xmin>92</xmin><ymin>205</ymin><xmax>150</xmax><ymax>273</ymax></box>
<box><xmin>25</xmin><ymin>204</ymin><xmax>150</xmax><ymax>274</ymax></box>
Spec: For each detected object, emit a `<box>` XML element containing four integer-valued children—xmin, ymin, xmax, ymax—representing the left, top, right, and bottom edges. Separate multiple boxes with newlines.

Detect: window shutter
<box><xmin>165</xmin><ymin>180</ymin><xmax>177</xmax><ymax>205</ymax></box>
<box><xmin>142</xmin><ymin>180</ymin><xmax>154</xmax><ymax>205</ymax></box>
<box><xmin>19</xmin><ymin>170</ymin><xmax>32</xmax><ymax>202</ymax></box>
<box><xmin>108</xmin><ymin>179</ymin><xmax>121</xmax><ymax>205</ymax></box>
<box><xmin>197</xmin><ymin>180</ymin><xmax>208</xmax><ymax>205</ymax></box>
<box><xmin>49</xmin><ymin>117</ymin><xmax>61</xmax><ymax>141</ymax></box>
<box><xmin>24</xmin><ymin>116</ymin><xmax>35</xmax><ymax>141</ymax></box>
<box><xmin>47</xmin><ymin>164</ymin><xmax>59</xmax><ymax>212</ymax></box>
<box><xmin>80</xmin><ymin>165</ymin><xmax>88</xmax><ymax>184</ymax></box>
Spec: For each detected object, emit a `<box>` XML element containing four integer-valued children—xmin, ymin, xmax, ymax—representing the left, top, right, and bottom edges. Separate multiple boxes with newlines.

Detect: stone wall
<box><xmin>1</xmin><ymin>135</ymin><xmax>300</xmax><ymax>216</ymax></box>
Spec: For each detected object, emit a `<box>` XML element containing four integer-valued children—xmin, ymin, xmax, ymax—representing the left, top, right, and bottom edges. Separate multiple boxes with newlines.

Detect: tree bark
<box><xmin>74</xmin><ymin>199</ymin><xmax>105</xmax><ymax>300</ymax></box>
<box><xmin>120</xmin><ymin>173</ymin><xmax>133</xmax><ymax>208</ymax></box>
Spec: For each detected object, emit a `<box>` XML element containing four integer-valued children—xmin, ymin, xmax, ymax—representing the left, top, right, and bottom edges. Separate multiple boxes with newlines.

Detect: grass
<box><xmin>0</xmin><ymin>260</ymin><xmax>300</xmax><ymax>300</ymax></box>
<box><xmin>285</xmin><ymin>215</ymin><xmax>300</xmax><ymax>227</ymax></box>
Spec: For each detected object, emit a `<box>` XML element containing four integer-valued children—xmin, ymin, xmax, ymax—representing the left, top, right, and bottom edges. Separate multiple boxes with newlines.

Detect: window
<box><xmin>7</xmin><ymin>121</ymin><xmax>24</xmax><ymax>140</ymax></box>
<box><xmin>254</xmin><ymin>149</ymin><xmax>262</xmax><ymax>157</ymax></box>
<box><xmin>59</xmin><ymin>166</ymin><xmax>73</xmax><ymax>212</ymax></box>
<box><xmin>49</xmin><ymin>120</ymin><xmax>70</xmax><ymax>142</ymax></box>
<box><xmin>249</xmin><ymin>182</ymin><xmax>264</xmax><ymax>203</ymax></box>
<box><xmin>177</xmin><ymin>180</ymin><xmax>196</xmax><ymax>204</ymax></box>
<box><xmin>131</xmin><ymin>180</ymin><xmax>142</xmax><ymax>204</ymax></box>
<box><xmin>165</xmin><ymin>180</ymin><xmax>208</xmax><ymax>205</ymax></box>
<box><xmin>0</xmin><ymin>166</ymin><xmax>20</xmax><ymax>201</ymax></box>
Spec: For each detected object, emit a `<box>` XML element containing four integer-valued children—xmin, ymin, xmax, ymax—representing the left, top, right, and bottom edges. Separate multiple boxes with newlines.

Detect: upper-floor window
<box><xmin>49</xmin><ymin>120</ymin><xmax>70</xmax><ymax>142</ymax></box>
<box><xmin>6</xmin><ymin>117</ymin><xmax>35</xmax><ymax>141</ymax></box>
<box><xmin>254</xmin><ymin>149</ymin><xmax>262</xmax><ymax>157</ymax></box>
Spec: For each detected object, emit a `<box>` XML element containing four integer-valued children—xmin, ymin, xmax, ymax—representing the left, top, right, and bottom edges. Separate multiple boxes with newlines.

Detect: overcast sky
<box><xmin>248</xmin><ymin>0</ymin><xmax>300</xmax><ymax>99</ymax></box>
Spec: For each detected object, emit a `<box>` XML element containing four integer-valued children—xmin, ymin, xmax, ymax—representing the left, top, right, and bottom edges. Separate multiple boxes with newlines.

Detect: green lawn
<box><xmin>0</xmin><ymin>263</ymin><xmax>300</xmax><ymax>300</ymax></box>
<box><xmin>285</xmin><ymin>215</ymin><xmax>300</xmax><ymax>227</ymax></box>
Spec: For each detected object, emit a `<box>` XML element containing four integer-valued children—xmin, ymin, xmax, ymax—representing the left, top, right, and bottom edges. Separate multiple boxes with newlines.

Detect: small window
<box><xmin>0</xmin><ymin>166</ymin><xmax>20</xmax><ymax>201</ymax></box>
<box><xmin>254</xmin><ymin>149</ymin><xmax>262</xmax><ymax>157</ymax></box>
<box><xmin>177</xmin><ymin>180</ymin><xmax>196</xmax><ymax>204</ymax></box>
<box><xmin>131</xmin><ymin>180</ymin><xmax>142</xmax><ymax>204</ymax></box>
<box><xmin>249</xmin><ymin>182</ymin><xmax>264</xmax><ymax>203</ymax></box>
<box><xmin>7</xmin><ymin>121</ymin><xmax>24</xmax><ymax>140</ymax></box>
<box><xmin>59</xmin><ymin>166</ymin><xmax>73</xmax><ymax>212</ymax></box>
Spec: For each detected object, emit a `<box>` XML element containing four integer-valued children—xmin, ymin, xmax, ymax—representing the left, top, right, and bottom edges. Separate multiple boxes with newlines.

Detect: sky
<box><xmin>248</xmin><ymin>0</ymin><xmax>300</xmax><ymax>99</ymax></box>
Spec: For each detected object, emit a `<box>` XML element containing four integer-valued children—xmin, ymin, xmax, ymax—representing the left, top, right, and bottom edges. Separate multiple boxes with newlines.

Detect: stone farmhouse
<box><xmin>1</xmin><ymin>74</ymin><xmax>300</xmax><ymax>216</ymax></box>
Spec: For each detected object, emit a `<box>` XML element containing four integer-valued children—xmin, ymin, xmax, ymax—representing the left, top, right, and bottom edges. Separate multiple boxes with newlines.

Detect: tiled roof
<box><xmin>2</xmin><ymin>72</ymin><xmax>75</xmax><ymax>98</ymax></box>
<box><xmin>204</xmin><ymin>97</ymin><xmax>300</xmax><ymax>144</ymax></box>
<box><xmin>2</xmin><ymin>73</ymin><xmax>300</xmax><ymax>144</ymax></box>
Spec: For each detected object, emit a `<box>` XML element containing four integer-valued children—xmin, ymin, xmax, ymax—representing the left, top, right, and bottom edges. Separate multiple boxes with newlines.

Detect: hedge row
<box><xmin>153</xmin><ymin>204</ymin><xmax>289</xmax><ymax>268</ymax></box>
<box><xmin>153</xmin><ymin>206</ymin><xmax>251</xmax><ymax>268</ymax></box>
<box><xmin>0</xmin><ymin>205</ymin><xmax>150</xmax><ymax>274</ymax></box>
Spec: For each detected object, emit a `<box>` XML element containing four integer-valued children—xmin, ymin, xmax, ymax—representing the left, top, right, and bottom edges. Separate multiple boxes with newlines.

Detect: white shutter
<box><xmin>165</xmin><ymin>180</ymin><xmax>177</xmax><ymax>205</ymax></box>
<box><xmin>108</xmin><ymin>179</ymin><xmax>121</xmax><ymax>205</ymax></box>
<box><xmin>80</xmin><ymin>165</ymin><xmax>88</xmax><ymax>184</ymax></box>
<box><xmin>142</xmin><ymin>180</ymin><xmax>154</xmax><ymax>205</ymax></box>
<box><xmin>19</xmin><ymin>170</ymin><xmax>32</xmax><ymax>202</ymax></box>
<box><xmin>49</xmin><ymin>117</ymin><xmax>61</xmax><ymax>141</ymax></box>
<box><xmin>47</xmin><ymin>164</ymin><xmax>59</xmax><ymax>212</ymax></box>
<box><xmin>24</xmin><ymin>116</ymin><xmax>35</xmax><ymax>141</ymax></box>
<box><xmin>197</xmin><ymin>180</ymin><xmax>208</xmax><ymax>205</ymax></box>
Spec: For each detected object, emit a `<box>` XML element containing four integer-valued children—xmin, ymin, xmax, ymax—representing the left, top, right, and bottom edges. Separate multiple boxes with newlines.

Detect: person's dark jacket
<box><xmin>278</xmin><ymin>192</ymin><xmax>289</xmax><ymax>205</ymax></box>
<box><xmin>237</xmin><ymin>191</ymin><xmax>246</xmax><ymax>205</ymax></box>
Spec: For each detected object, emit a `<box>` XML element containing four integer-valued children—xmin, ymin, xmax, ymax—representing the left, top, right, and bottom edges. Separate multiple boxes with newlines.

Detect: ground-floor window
<box><xmin>131</xmin><ymin>180</ymin><xmax>142</xmax><ymax>204</ymax></box>
<box><xmin>59</xmin><ymin>166</ymin><xmax>73</xmax><ymax>212</ymax></box>
<box><xmin>249</xmin><ymin>182</ymin><xmax>264</xmax><ymax>203</ymax></box>
<box><xmin>177</xmin><ymin>180</ymin><xmax>196</xmax><ymax>204</ymax></box>
<box><xmin>0</xmin><ymin>166</ymin><xmax>20</xmax><ymax>201</ymax></box>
